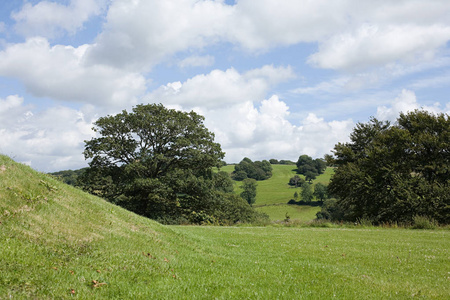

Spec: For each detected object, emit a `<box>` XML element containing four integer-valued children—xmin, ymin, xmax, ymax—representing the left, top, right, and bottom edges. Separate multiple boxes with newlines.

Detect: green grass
<box><xmin>2</xmin><ymin>155</ymin><xmax>449</xmax><ymax>299</ymax></box>
<box><xmin>220</xmin><ymin>164</ymin><xmax>332</xmax><ymax>221</ymax></box>
<box><xmin>255</xmin><ymin>204</ymin><xmax>321</xmax><ymax>221</ymax></box>
<box><xmin>221</xmin><ymin>164</ymin><xmax>333</xmax><ymax>206</ymax></box>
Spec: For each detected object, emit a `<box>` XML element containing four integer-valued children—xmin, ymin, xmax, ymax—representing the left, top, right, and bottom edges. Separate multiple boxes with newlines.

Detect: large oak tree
<box><xmin>326</xmin><ymin>110</ymin><xmax>449</xmax><ymax>224</ymax></box>
<box><xmin>81</xmin><ymin>104</ymin><xmax>260</xmax><ymax>224</ymax></box>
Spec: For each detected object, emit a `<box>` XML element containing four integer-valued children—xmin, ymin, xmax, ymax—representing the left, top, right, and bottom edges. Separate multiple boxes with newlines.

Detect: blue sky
<box><xmin>0</xmin><ymin>0</ymin><xmax>449</xmax><ymax>172</ymax></box>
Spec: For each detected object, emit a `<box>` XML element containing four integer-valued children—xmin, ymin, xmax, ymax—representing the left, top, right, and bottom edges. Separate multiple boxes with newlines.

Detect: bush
<box><xmin>411</xmin><ymin>215</ymin><xmax>437</xmax><ymax>229</ymax></box>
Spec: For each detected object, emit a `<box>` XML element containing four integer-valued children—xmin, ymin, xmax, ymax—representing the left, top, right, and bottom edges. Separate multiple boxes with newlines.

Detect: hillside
<box><xmin>220</xmin><ymin>164</ymin><xmax>333</xmax><ymax>221</ymax></box>
<box><xmin>1</xmin><ymin>155</ymin><xmax>449</xmax><ymax>298</ymax></box>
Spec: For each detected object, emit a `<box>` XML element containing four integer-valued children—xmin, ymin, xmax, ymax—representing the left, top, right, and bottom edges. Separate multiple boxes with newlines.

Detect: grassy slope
<box><xmin>2</xmin><ymin>155</ymin><xmax>449</xmax><ymax>299</ymax></box>
<box><xmin>220</xmin><ymin>165</ymin><xmax>334</xmax><ymax>221</ymax></box>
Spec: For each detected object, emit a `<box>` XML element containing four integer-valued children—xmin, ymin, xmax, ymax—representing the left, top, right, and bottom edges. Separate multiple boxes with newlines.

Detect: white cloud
<box><xmin>178</xmin><ymin>55</ymin><xmax>215</xmax><ymax>68</ymax></box>
<box><xmin>309</xmin><ymin>24</ymin><xmax>450</xmax><ymax>71</ymax></box>
<box><xmin>147</xmin><ymin>64</ymin><xmax>351</xmax><ymax>162</ymax></box>
<box><xmin>86</xmin><ymin>0</ymin><xmax>232</xmax><ymax>71</ymax></box>
<box><xmin>0</xmin><ymin>95</ymin><xmax>96</xmax><ymax>172</ymax></box>
<box><xmin>78</xmin><ymin>0</ymin><xmax>450</xmax><ymax>75</ymax></box>
<box><xmin>202</xmin><ymin>97</ymin><xmax>353</xmax><ymax>163</ymax></box>
<box><xmin>11</xmin><ymin>0</ymin><xmax>107</xmax><ymax>38</ymax></box>
<box><xmin>376</xmin><ymin>89</ymin><xmax>446</xmax><ymax>121</ymax></box>
<box><xmin>147</xmin><ymin>65</ymin><xmax>294</xmax><ymax>109</ymax></box>
<box><xmin>0</xmin><ymin>37</ymin><xmax>146</xmax><ymax>108</ymax></box>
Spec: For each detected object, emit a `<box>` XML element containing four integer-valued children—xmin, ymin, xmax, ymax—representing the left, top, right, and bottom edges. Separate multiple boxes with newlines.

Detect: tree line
<box><xmin>51</xmin><ymin>104</ymin><xmax>448</xmax><ymax>225</ymax></box>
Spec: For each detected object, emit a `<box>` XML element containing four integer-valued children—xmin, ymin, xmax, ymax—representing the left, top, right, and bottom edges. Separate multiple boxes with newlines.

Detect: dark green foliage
<box><xmin>279</xmin><ymin>160</ymin><xmax>296</xmax><ymax>165</ymax></box>
<box><xmin>293</xmin><ymin>191</ymin><xmax>299</xmax><ymax>200</ymax></box>
<box><xmin>300</xmin><ymin>182</ymin><xmax>314</xmax><ymax>204</ymax></box>
<box><xmin>313</xmin><ymin>183</ymin><xmax>328</xmax><ymax>203</ymax></box>
<box><xmin>269</xmin><ymin>159</ymin><xmax>296</xmax><ymax>165</ymax></box>
<box><xmin>328</xmin><ymin>110</ymin><xmax>450</xmax><ymax>224</ymax></box>
<box><xmin>304</xmin><ymin>171</ymin><xmax>317</xmax><ymax>183</ymax></box>
<box><xmin>232</xmin><ymin>157</ymin><xmax>272</xmax><ymax>181</ymax></box>
<box><xmin>288</xmin><ymin>175</ymin><xmax>305</xmax><ymax>187</ymax></box>
<box><xmin>50</xmin><ymin>168</ymin><xmax>87</xmax><ymax>186</ymax></box>
<box><xmin>296</xmin><ymin>155</ymin><xmax>326</xmax><ymax>182</ymax></box>
<box><xmin>80</xmin><ymin>103</ymin><xmax>259</xmax><ymax>224</ymax></box>
<box><xmin>316</xmin><ymin>198</ymin><xmax>344</xmax><ymax>220</ymax></box>
<box><xmin>240</xmin><ymin>178</ymin><xmax>258</xmax><ymax>206</ymax></box>
<box><xmin>213</xmin><ymin>171</ymin><xmax>235</xmax><ymax>193</ymax></box>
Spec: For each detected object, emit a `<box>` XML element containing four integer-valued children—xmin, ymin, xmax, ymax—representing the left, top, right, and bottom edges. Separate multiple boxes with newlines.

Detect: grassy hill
<box><xmin>220</xmin><ymin>164</ymin><xmax>334</xmax><ymax>221</ymax></box>
<box><xmin>1</xmin><ymin>155</ymin><xmax>449</xmax><ymax>298</ymax></box>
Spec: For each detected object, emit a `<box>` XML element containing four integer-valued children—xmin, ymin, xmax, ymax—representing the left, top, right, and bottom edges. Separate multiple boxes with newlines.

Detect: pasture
<box><xmin>221</xmin><ymin>164</ymin><xmax>332</xmax><ymax>220</ymax></box>
<box><xmin>2</xmin><ymin>155</ymin><xmax>448</xmax><ymax>299</ymax></box>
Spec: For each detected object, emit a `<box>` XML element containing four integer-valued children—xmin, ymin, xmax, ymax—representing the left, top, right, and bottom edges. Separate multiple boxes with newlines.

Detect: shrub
<box><xmin>412</xmin><ymin>215</ymin><xmax>437</xmax><ymax>229</ymax></box>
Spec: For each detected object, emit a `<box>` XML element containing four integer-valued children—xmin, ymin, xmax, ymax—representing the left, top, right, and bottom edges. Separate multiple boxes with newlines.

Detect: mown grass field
<box><xmin>220</xmin><ymin>164</ymin><xmax>333</xmax><ymax>221</ymax></box>
<box><xmin>1</xmin><ymin>155</ymin><xmax>449</xmax><ymax>299</ymax></box>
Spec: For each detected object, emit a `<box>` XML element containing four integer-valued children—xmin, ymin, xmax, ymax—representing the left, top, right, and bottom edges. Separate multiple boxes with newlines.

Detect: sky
<box><xmin>0</xmin><ymin>0</ymin><xmax>450</xmax><ymax>172</ymax></box>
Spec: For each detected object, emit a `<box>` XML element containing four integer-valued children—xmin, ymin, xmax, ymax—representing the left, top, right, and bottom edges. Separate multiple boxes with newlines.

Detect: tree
<box><xmin>240</xmin><ymin>178</ymin><xmax>258</xmax><ymax>206</ymax></box>
<box><xmin>296</xmin><ymin>155</ymin><xmax>326</xmax><ymax>182</ymax></box>
<box><xmin>304</xmin><ymin>171</ymin><xmax>317</xmax><ymax>183</ymax></box>
<box><xmin>313</xmin><ymin>183</ymin><xmax>328</xmax><ymax>203</ymax></box>
<box><xmin>81</xmin><ymin>103</ymin><xmax>247</xmax><ymax>223</ymax></box>
<box><xmin>301</xmin><ymin>182</ymin><xmax>314</xmax><ymax>203</ymax></box>
<box><xmin>288</xmin><ymin>175</ymin><xmax>305</xmax><ymax>187</ymax></box>
<box><xmin>328</xmin><ymin>110</ymin><xmax>450</xmax><ymax>224</ymax></box>
<box><xmin>232</xmin><ymin>158</ymin><xmax>272</xmax><ymax>181</ymax></box>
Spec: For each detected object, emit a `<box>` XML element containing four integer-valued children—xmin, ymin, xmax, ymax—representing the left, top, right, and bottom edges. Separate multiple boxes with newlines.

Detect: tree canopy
<box><xmin>80</xmin><ymin>104</ymin><xmax>263</xmax><ymax>224</ymax></box>
<box><xmin>240</xmin><ymin>178</ymin><xmax>258</xmax><ymax>206</ymax></box>
<box><xmin>296</xmin><ymin>155</ymin><xmax>326</xmax><ymax>182</ymax></box>
<box><xmin>326</xmin><ymin>110</ymin><xmax>450</xmax><ymax>224</ymax></box>
<box><xmin>232</xmin><ymin>157</ymin><xmax>272</xmax><ymax>181</ymax></box>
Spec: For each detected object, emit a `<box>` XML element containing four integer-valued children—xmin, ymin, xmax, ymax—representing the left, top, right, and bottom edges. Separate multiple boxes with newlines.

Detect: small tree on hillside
<box><xmin>240</xmin><ymin>178</ymin><xmax>258</xmax><ymax>206</ymax></box>
<box><xmin>313</xmin><ymin>183</ymin><xmax>328</xmax><ymax>203</ymax></box>
<box><xmin>289</xmin><ymin>175</ymin><xmax>305</xmax><ymax>187</ymax></box>
<box><xmin>301</xmin><ymin>182</ymin><xmax>314</xmax><ymax>204</ymax></box>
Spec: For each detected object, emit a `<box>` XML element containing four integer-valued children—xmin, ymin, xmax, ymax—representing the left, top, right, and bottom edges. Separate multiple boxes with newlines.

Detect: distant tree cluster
<box><xmin>50</xmin><ymin>168</ymin><xmax>87</xmax><ymax>186</ymax></box>
<box><xmin>232</xmin><ymin>158</ymin><xmax>272</xmax><ymax>181</ymax></box>
<box><xmin>296</xmin><ymin>155</ymin><xmax>327</xmax><ymax>182</ymax></box>
<box><xmin>269</xmin><ymin>159</ymin><xmax>296</xmax><ymax>165</ymax></box>
<box><xmin>321</xmin><ymin>110</ymin><xmax>449</xmax><ymax>224</ymax></box>
<box><xmin>80</xmin><ymin>104</ymin><xmax>265</xmax><ymax>225</ymax></box>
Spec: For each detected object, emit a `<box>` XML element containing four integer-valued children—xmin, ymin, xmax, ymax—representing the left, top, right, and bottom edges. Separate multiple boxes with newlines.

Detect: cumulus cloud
<box><xmin>308</xmin><ymin>24</ymin><xmax>450</xmax><ymax>71</ymax></box>
<box><xmin>0</xmin><ymin>95</ymin><xmax>96</xmax><ymax>172</ymax></box>
<box><xmin>146</xmin><ymin>65</ymin><xmax>351</xmax><ymax>162</ymax></box>
<box><xmin>85</xmin><ymin>0</ymin><xmax>232</xmax><ymax>71</ymax></box>
<box><xmin>11</xmin><ymin>0</ymin><xmax>107</xmax><ymax>38</ymax></box>
<box><xmin>80</xmin><ymin>0</ymin><xmax>450</xmax><ymax>74</ymax></box>
<box><xmin>147</xmin><ymin>65</ymin><xmax>295</xmax><ymax>109</ymax></box>
<box><xmin>202</xmin><ymin>97</ymin><xmax>353</xmax><ymax>163</ymax></box>
<box><xmin>376</xmin><ymin>89</ymin><xmax>447</xmax><ymax>121</ymax></box>
<box><xmin>0</xmin><ymin>37</ymin><xmax>146</xmax><ymax>108</ymax></box>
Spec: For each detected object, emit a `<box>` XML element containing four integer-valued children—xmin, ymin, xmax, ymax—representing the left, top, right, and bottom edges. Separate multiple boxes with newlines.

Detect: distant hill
<box><xmin>220</xmin><ymin>164</ymin><xmax>334</xmax><ymax>221</ymax></box>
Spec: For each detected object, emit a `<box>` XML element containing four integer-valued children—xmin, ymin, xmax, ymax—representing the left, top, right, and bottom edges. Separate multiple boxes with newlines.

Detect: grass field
<box><xmin>255</xmin><ymin>204</ymin><xmax>320</xmax><ymax>221</ymax></box>
<box><xmin>1</xmin><ymin>155</ymin><xmax>449</xmax><ymax>299</ymax></box>
<box><xmin>220</xmin><ymin>164</ymin><xmax>332</xmax><ymax>221</ymax></box>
